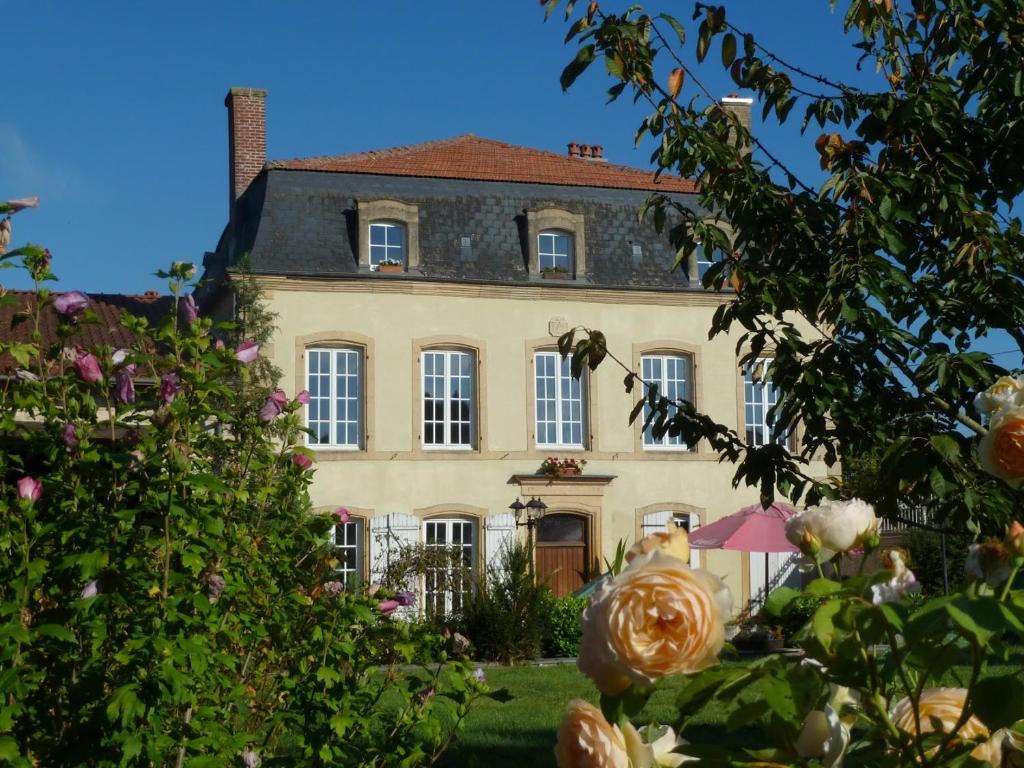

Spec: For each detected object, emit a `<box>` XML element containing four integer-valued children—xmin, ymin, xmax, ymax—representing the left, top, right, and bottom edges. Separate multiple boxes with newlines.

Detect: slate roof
<box><xmin>211</xmin><ymin>135</ymin><xmax>708</xmax><ymax>292</ymax></box>
<box><xmin>267</xmin><ymin>135</ymin><xmax>698</xmax><ymax>194</ymax></box>
<box><xmin>0</xmin><ymin>291</ymin><xmax>173</xmax><ymax>373</ymax></box>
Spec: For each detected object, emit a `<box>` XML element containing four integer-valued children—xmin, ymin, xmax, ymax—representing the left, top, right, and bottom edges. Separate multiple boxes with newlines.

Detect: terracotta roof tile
<box><xmin>266</xmin><ymin>135</ymin><xmax>697</xmax><ymax>194</ymax></box>
<box><xmin>0</xmin><ymin>291</ymin><xmax>173</xmax><ymax>373</ymax></box>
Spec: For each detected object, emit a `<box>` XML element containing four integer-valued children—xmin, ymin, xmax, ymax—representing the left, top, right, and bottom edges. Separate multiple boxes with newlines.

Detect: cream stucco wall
<box><xmin>258</xmin><ymin>275</ymin><xmax>831</xmax><ymax>612</ymax></box>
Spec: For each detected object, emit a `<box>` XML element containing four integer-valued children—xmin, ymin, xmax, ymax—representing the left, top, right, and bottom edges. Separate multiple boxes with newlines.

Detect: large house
<box><xmin>201</xmin><ymin>87</ymin><xmax>829</xmax><ymax>616</ymax></box>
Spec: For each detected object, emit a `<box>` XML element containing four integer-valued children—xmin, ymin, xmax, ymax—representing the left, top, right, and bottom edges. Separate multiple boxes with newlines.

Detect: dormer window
<box><xmin>538</xmin><ymin>230</ymin><xmax>573</xmax><ymax>275</ymax></box>
<box><xmin>526</xmin><ymin>208</ymin><xmax>586</xmax><ymax>279</ymax></box>
<box><xmin>369</xmin><ymin>221</ymin><xmax>406</xmax><ymax>269</ymax></box>
<box><xmin>356</xmin><ymin>199</ymin><xmax>419</xmax><ymax>271</ymax></box>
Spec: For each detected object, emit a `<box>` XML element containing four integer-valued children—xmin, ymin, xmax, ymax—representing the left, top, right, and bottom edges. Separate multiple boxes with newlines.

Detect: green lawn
<box><xmin>438</xmin><ymin>663</ymin><xmax>749</xmax><ymax>768</ymax></box>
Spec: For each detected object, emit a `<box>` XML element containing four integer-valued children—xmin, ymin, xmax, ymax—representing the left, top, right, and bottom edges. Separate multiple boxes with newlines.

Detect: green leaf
<box><xmin>930</xmin><ymin>434</ymin><xmax>960</xmax><ymax>462</ymax></box>
<box><xmin>561</xmin><ymin>44</ymin><xmax>596</xmax><ymax>91</ymax></box>
<box><xmin>657</xmin><ymin>13</ymin><xmax>686</xmax><ymax>46</ymax></box>
<box><xmin>35</xmin><ymin>624</ymin><xmax>75</xmax><ymax>643</ymax></box>
<box><xmin>974</xmin><ymin>677</ymin><xmax>1024</xmax><ymax>730</ymax></box>
<box><xmin>763</xmin><ymin>586</ymin><xmax>800</xmax><ymax>619</ymax></box>
<box><xmin>0</xmin><ymin>736</ymin><xmax>19</xmax><ymax>761</ymax></box>
<box><xmin>805</xmin><ymin>578</ymin><xmax>841</xmax><ymax>597</ymax></box>
<box><xmin>721</xmin><ymin>33</ymin><xmax>737</xmax><ymax>68</ymax></box>
<box><xmin>812</xmin><ymin>599</ymin><xmax>843</xmax><ymax>650</ymax></box>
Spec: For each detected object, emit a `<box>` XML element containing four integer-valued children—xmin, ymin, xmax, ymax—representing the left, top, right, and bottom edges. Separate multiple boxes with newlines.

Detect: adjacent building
<box><xmin>201</xmin><ymin>87</ymin><xmax>827</xmax><ymax>615</ymax></box>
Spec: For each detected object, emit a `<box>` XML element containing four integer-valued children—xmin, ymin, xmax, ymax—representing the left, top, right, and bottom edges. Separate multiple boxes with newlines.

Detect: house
<box><xmin>201</xmin><ymin>87</ymin><xmax>829</xmax><ymax>616</ymax></box>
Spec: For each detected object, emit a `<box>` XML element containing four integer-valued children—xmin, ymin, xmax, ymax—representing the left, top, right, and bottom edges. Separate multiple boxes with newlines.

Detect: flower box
<box><xmin>558</xmin><ymin>467</ymin><xmax>582</xmax><ymax>477</ymax></box>
<box><xmin>541</xmin><ymin>270</ymin><xmax>572</xmax><ymax>280</ymax></box>
<box><xmin>378</xmin><ymin>263</ymin><xmax>404</xmax><ymax>273</ymax></box>
<box><xmin>540</xmin><ymin>456</ymin><xmax>587</xmax><ymax>477</ymax></box>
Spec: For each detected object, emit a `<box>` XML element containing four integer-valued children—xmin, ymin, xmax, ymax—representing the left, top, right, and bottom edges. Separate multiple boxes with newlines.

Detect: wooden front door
<box><xmin>536</xmin><ymin>513</ymin><xmax>589</xmax><ymax>597</ymax></box>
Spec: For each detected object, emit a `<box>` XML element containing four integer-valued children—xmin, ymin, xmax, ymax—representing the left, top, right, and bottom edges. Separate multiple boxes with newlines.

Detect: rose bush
<box><xmin>0</xmin><ymin>248</ymin><xmax>491</xmax><ymax>765</ymax></box>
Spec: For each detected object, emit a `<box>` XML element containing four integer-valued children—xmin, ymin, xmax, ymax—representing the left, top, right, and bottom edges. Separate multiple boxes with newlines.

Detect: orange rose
<box><xmin>578</xmin><ymin>551</ymin><xmax>731</xmax><ymax>695</ymax></box>
<box><xmin>1006</xmin><ymin>521</ymin><xmax>1024</xmax><ymax>559</ymax></box>
<box><xmin>891</xmin><ymin>688</ymin><xmax>1001</xmax><ymax>764</ymax></box>
<box><xmin>978</xmin><ymin>407</ymin><xmax>1024</xmax><ymax>487</ymax></box>
<box><xmin>554</xmin><ymin>700</ymin><xmax>628</xmax><ymax>768</ymax></box>
<box><xmin>625</xmin><ymin>527</ymin><xmax>691</xmax><ymax>566</ymax></box>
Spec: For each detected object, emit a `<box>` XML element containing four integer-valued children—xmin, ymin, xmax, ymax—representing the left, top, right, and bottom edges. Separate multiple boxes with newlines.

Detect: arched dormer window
<box><xmin>526</xmin><ymin>208</ymin><xmax>586</xmax><ymax>279</ymax></box>
<box><xmin>368</xmin><ymin>220</ymin><xmax>406</xmax><ymax>269</ymax></box>
<box><xmin>356</xmin><ymin>199</ymin><xmax>419</xmax><ymax>272</ymax></box>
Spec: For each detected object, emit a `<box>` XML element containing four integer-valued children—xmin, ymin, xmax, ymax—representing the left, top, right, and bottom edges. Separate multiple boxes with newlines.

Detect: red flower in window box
<box><xmin>376</xmin><ymin>258</ymin><xmax>405</xmax><ymax>273</ymax></box>
<box><xmin>540</xmin><ymin>456</ymin><xmax>587</xmax><ymax>477</ymax></box>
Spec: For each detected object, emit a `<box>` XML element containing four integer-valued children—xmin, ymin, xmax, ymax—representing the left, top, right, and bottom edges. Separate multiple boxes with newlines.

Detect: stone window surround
<box><xmin>412</xmin><ymin>503</ymin><xmax>487</xmax><ymax>573</ymax></box>
<box><xmin>735</xmin><ymin>349</ymin><xmax>801</xmax><ymax>452</ymax></box>
<box><xmin>633</xmin><ymin>502</ymin><xmax>707</xmax><ymax>569</ymax></box>
<box><xmin>526</xmin><ymin>208</ymin><xmax>587</xmax><ymax>278</ymax></box>
<box><xmin>686</xmin><ymin>218</ymin><xmax>736</xmax><ymax>284</ymax></box>
<box><xmin>295</xmin><ymin>331</ymin><xmax>376</xmax><ymax>454</ymax></box>
<box><xmin>411</xmin><ymin>335</ymin><xmax>487</xmax><ymax>456</ymax></box>
<box><xmin>631</xmin><ymin>341</ymin><xmax>704</xmax><ymax>457</ymax></box>
<box><xmin>357</xmin><ymin>199</ymin><xmax>420</xmax><ymax>270</ymax></box>
<box><xmin>524</xmin><ymin>337</ymin><xmax>596</xmax><ymax>453</ymax></box>
<box><xmin>315</xmin><ymin>505</ymin><xmax>373</xmax><ymax>581</ymax></box>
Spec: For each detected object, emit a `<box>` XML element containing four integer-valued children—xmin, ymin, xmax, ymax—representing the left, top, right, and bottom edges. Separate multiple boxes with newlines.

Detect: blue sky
<box><xmin>1</xmin><ymin>2</ymin><xmax>877</xmax><ymax>296</ymax></box>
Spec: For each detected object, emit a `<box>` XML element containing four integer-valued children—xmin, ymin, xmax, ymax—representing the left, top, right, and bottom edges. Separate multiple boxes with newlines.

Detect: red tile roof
<box><xmin>0</xmin><ymin>291</ymin><xmax>173</xmax><ymax>373</ymax></box>
<box><xmin>267</xmin><ymin>135</ymin><xmax>697</xmax><ymax>194</ymax></box>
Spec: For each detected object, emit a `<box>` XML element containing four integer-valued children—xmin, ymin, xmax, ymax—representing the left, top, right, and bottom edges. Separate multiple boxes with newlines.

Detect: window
<box><xmin>641</xmin><ymin>354</ymin><xmax>692</xmax><ymax>449</ymax></box>
<box><xmin>744</xmin><ymin>358</ymin><xmax>786</xmax><ymax>446</ymax></box>
<box><xmin>423</xmin><ymin>518</ymin><xmax>475</xmax><ymax>617</ymax></box>
<box><xmin>526</xmin><ymin>209</ymin><xmax>586</xmax><ymax>277</ymax></box>
<box><xmin>368</xmin><ymin>221</ymin><xmax>406</xmax><ymax>268</ymax></box>
<box><xmin>332</xmin><ymin>519</ymin><xmax>364</xmax><ymax>588</ymax></box>
<box><xmin>696</xmin><ymin>242</ymin><xmax>715</xmax><ymax>281</ymax></box>
<box><xmin>538</xmin><ymin>230</ymin><xmax>573</xmax><ymax>273</ymax></box>
<box><xmin>306</xmin><ymin>348</ymin><xmax>362</xmax><ymax>448</ymax></box>
<box><xmin>422</xmin><ymin>350</ymin><xmax>475</xmax><ymax>448</ymax></box>
<box><xmin>534</xmin><ymin>351</ymin><xmax>586</xmax><ymax>448</ymax></box>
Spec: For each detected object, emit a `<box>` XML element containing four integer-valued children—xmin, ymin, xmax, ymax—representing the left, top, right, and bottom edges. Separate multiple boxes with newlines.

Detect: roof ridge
<box><xmin>268</xmin><ymin>134</ymin><xmax>479</xmax><ymax>169</ymax></box>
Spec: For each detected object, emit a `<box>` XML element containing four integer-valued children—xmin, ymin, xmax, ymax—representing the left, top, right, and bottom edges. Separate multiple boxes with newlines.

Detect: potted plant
<box><xmin>539</xmin><ymin>456</ymin><xmax>587</xmax><ymax>477</ymax></box>
<box><xmin>376</xmin><ymin>258</ymin><xmax>405</xmax><ymax>273</ymax></box>
<box><xmin>541</xmin><ymin>265</ymin><xmax>571</xmax><ymax>280</ymax></box>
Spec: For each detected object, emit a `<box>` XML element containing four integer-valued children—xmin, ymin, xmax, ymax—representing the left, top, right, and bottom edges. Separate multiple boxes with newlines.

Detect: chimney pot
<box><xmin>225</xmin><ymin>87</ymin><xmax>267</xmax><ymax>215</ymax></box>
<box><xmin>567</xmin><ymin>141</ymin><xmax>580</xmax><ymax>157</ymax></box>
<box><xmin>592</xmin><ymin>145</ymin><xmax>604</xmax><ymax>159</ymax></box>
<box><xmin>580</xmin><ymin>144</ymin><xmax>592</xmax><ymax>158</ymax></box>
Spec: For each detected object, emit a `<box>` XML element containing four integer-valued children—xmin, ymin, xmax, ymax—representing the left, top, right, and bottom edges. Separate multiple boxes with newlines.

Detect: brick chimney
<box><xmin>225</xmin><ymin>87</ymin><xmax>267</xmax><ymax>213</ymax></box>
<box><xmin>720</xmin><ymin>94</ymin><xmax>753</xmax><ymax>153</ymax></box>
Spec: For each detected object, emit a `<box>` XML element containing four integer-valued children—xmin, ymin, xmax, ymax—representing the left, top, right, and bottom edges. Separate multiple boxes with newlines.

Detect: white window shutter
<box><xmin>641</xmin><ymin>510</ymin><xmax>672</xmax><ymax>536</ymax></box>
<box><xmin>369</xmin><ymin>516</ymin><xmax>391</xmax><ymax>585</ymax></box>
<box><xmin>387</xmin><ymin>513</ymin><xmax>421</xmax><ymax>618</ymax></box>
<box><xmin>687</xmin><ymin>512</ymin><xmax>700</xmax><ymax>568</ymax></box>
<box><xmin>485</xmin><ymin>512</ymin><xmax>516</xmax><ymax>581</ymax></box>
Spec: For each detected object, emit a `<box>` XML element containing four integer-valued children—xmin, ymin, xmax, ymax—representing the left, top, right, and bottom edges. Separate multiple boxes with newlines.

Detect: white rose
<box><xmin>785</xmin><ymin>499</ymin><xmax>879</xmax><ymax>560</ymax></box>
<box><xmin>622</xmin><ymin>722</ymin><xmax>693</xmax><ymax>767</ymax></box>
<box><xmin>974</xmin><ymin>375</ymin><xmax>1024</xmax><ymax>420</ymax></box>
<box><xmin>870</xmin><ymin>550</ymin><xmax>921</xmax><ymax>605</ymax></box>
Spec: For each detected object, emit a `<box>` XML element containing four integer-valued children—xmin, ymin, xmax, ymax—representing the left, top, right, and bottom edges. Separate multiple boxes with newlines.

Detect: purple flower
<box><xmin>377</xmin><ymin>599</ymin><xmax>400</xmax><ymax>616</ymax></box>
<box><xmin>54</xmin><ymin>291</ymin><xmax>90</xmax><ymax>317</ymax></box>
<box><xmin>80</xmin><ymin>579</ymin><xmax>99</xmax><ymax>599</ymax></box>
<box><xmin>291</xmin><ymin>453</ymin><xmax>313</xmax><ymax>471</ymax></box>
<box><xmin>214</xmin><ymin>339</ymin><xmax>225</xmax><ymax>351</ymax></box>
<box><xmin>17</xmin><ymin>476</ymin><xmax>42</xmax><ymax>502</ymax></box>
<box><xmin>73</xmin><ymin>351</ymin><xmax>103</xmax><ymax>383</ymax></box>
<box><xmin>180</xmin><ymin>294</ymin><xmax>199</xmax><ymax>325</ymax></box>
<box><xmin>235</xmin><ymin>341</ymin><xmax>259</xmax><ymax>364</ymax></box>
<box><xmin>259</xmin><ymin>390</ymin><xmax>288</xmax><ymax>422</ymax></box>
<box><xmin>2</xmin><ymin>196</ymin><xmax>39</xmax><ymax>213</ymax></box>
<box><xmin>472</xmin><ymin>667</ymin><xmax>486</xmax><ymax>685</ymax></box>
<box><xmin>115</xmin><ymin>364</ymin><xmax>137</xmax><ymax>404</ymax></box>
<box><xmin>295</xmin><ymin>389</ymin><xmax>310</xmax><ymax>405</ymax></box>
<box><xmin>160</xmin><ymin>372</ymin><xmax>181</xmax><ymax>404</ymax></box>
<box><xmin>62</xmin><ymin>423</ymin><xmax>78</xmax><ymax>451</ymax></box>
<box><xmin>334</xmin><ymin>507</ymin><xmax>351</xmax><ymax>523</ymax></box>
<box><xmin>395</xmin><ymin>590</ymin><xmax>416</xmax><ymax>607</ymax></box>
<box><xmin>322</xmin><ymin>581</ymin><xmax>344</xmax><ymax>596</ymax></box>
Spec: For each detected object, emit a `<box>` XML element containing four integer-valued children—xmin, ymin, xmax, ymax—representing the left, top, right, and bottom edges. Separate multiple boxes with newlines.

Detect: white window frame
<box><xmin>744</xmin><ymin>357</ymin><xmax>786</xmax><ymax>447</ymax></box>
<box><xmin>305</xmin><ymin>347</ymin><xmax>362</xmax><ymax>449</ymax></box>
<box><xmin>534</xmin><ymin>351</ymin><xmax>586</xmax><ymax>449</ymax></box>
<box><xmin>641</xmin><ymin>353</ymin><xmax>692</xmax><ymax>450</ymax></box>
<box><xmin>537</xmin><ymin>229</ymin><xmax>574</xmax><ymax>273</ymax></box>
<box><xmin>421</xmin><ymin>349</ymin><xmax>475</xmax><ymax>450</ymax></box>
<box><xmin>368</xmin><ymin>220</ymin><xmax>406</xmax><ymax>268</ymax></box>
<box><xmin>332</xmin><ymin>519</ymin><xmax>364</xmax><ymax>587</ymax></box>
<box><xmin>422</xmin><ymin>518</ymin><xmax>475</xmax><ymax>617</ymax></box>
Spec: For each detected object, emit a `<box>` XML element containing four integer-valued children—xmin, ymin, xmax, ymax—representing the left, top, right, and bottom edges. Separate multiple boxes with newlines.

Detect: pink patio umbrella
<box><xmin>689</xmin><ymin>502</ymin><xmax>800</xmax><ymax>602</ymax></box>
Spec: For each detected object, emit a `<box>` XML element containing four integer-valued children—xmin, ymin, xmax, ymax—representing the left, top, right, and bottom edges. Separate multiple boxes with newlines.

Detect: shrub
<box><xmin>544</xmin><ymin>595</ymin><xmax>587</xmax><ymax>657</ymax></box>
<box><xmin>0</xmin><ymin>251</ymin><xmax>488</xmax><ymax>766</ymax></box>
<box><xmin>459</xmin><ymin>540</ymin><xmax>551</xmax><ymax>663</ymax></box>
<box><xmin>903</xmin><ymin>527</ymin><xmax>972</xmax><ymax>596</ymax></box>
